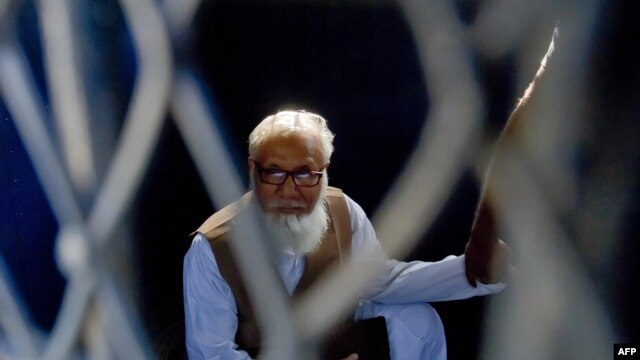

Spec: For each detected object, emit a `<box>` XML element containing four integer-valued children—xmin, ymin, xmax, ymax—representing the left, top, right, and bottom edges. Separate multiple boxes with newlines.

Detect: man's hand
<box><xmin>464</xmin><ymin>200</ymin><xmax>510</xmax><ymax>287</ymax></box>
<box><xmin>465</xmin><ymin>237</ymin><xmax>510</xmax><ymax>287</ymax></box>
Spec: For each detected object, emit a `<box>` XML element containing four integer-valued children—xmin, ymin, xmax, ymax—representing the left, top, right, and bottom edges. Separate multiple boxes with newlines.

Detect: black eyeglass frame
<box><xmin>251</xmin><ymin>160</ymin><xmax>325</xmax><ymax>187</ymax></box>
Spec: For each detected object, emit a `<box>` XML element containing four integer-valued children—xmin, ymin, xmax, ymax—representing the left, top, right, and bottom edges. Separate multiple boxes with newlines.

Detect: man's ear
<box><xmin>247</xmin><ymin>158</ymin><xmax>256</xmax><ymax>190</ymax></box>
<box><xmin>325</xmin><ymin>161</ymin><xmax>331</xmax><ymax>170</ymax></box>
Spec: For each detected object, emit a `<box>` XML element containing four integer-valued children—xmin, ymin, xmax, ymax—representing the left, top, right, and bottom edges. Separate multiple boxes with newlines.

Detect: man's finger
<box><xmin>466</xmin><ymin>271</ymin><xmax>477</xmax><ymax>288</ymax></box>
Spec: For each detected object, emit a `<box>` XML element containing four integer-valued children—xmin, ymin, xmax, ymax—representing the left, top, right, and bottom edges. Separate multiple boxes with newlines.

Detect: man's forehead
<box><xmin>255</xmin><ymin>132</ymin><xmax>323</xmax><ymax>165</ymax></box>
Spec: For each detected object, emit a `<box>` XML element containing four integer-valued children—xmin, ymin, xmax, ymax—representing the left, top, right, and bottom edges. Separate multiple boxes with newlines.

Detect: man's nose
<box><xmin>277</xmin><ymin>175</ymin><xmax>299</xmax><ymax>197</ymax></box>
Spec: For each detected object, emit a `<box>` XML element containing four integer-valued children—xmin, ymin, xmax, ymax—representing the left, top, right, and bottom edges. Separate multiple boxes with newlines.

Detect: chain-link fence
<box><xmin>1</xmin><ymin>1</ymin><xmax>637</xmax><ymax>359</ymax></box>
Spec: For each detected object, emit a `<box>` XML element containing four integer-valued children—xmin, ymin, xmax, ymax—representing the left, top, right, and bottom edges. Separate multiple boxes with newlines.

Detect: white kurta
<box><xmin>183</xmin><ymin>194</ymin><xmax>504</xmax><ymax>359</ymax></box>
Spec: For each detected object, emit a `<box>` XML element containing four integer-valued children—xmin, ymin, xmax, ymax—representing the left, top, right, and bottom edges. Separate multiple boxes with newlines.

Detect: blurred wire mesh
<box><xmin>0</xmin><ymin>1</ymin><xmax>637</xmax><ymax>359</ymax></box>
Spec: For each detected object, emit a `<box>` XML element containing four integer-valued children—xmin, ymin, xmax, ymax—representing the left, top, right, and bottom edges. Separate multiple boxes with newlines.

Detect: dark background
<box><xmin>1</xmin><ymin>1</ymin><xmax>638</xmax><ymax>359</ymax></box>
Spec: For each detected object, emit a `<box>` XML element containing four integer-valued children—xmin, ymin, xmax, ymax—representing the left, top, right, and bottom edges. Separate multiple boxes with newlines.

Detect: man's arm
<box><xmin>365</xmin><ymin>256</ymin><xmax>505</xmax><ymax>303</ymax></box>
<box><xmin>183</xmin><ymin>234</ymin><xmax>252</xmax><ymax>360</ymax></box>
<box><xmin>345</xmin><ymin>195</ymin><xmax>504</xmax><ymax>304</ymax></box>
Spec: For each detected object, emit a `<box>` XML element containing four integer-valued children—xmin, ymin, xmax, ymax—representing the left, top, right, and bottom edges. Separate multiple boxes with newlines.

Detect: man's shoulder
<box><xmin>192</xmin><ymin>192</ymin><xmax>253</xmax><ymax>240</ymax></box>
<box><xmin>326</xmin><ymin>186</ymin><xmax>345</xmax><ymax>199</ymax></box>
<box><xmin>326</xmin><ymin>187</ymin><xmax>361</xmax><ymax>215</ymax></box>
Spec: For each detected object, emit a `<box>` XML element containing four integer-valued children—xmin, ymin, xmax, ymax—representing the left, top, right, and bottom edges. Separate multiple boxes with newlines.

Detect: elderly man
<box><xmin>183</xmin><ymin>110</ymin><xmax>506</xmax><ymax>360</ymax></box>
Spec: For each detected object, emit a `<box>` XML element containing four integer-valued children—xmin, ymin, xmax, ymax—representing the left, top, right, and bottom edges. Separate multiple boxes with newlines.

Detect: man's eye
<box><xmin>266</xmin><ymin>169</ymin><xmax>285</xmax><ymax>176</ymax></box>
<box><xmin>294</xmin><ymin>171</ymin><xmax>311</xmax><ymax>179</ymax></box>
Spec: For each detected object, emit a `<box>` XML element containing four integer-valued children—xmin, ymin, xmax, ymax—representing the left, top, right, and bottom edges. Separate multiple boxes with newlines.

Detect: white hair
<box><xmin>248</xmin><ymin>110</ymin><xmax>335</xmax><ymax>163</ymax></box>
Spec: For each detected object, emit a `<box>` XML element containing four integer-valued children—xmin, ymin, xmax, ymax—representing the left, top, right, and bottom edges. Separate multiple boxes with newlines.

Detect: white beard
<box><xmin>260</xmin><ymin>180</ymin><xmax>329</xmax><ymax>256</ymax></box>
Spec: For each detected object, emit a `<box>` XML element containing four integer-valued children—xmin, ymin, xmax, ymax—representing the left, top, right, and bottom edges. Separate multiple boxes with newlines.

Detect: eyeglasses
<box><xmin>252</xmin><ymin>161</ymin><xmax>324</xmax><ymax>187</ymax></box>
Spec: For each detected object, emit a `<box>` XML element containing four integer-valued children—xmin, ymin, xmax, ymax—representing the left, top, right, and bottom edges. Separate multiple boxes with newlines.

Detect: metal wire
<box><xmin>0</xmin><ymin>0</ymin><xmax>629</xmax><ymax>359</ymax></box>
